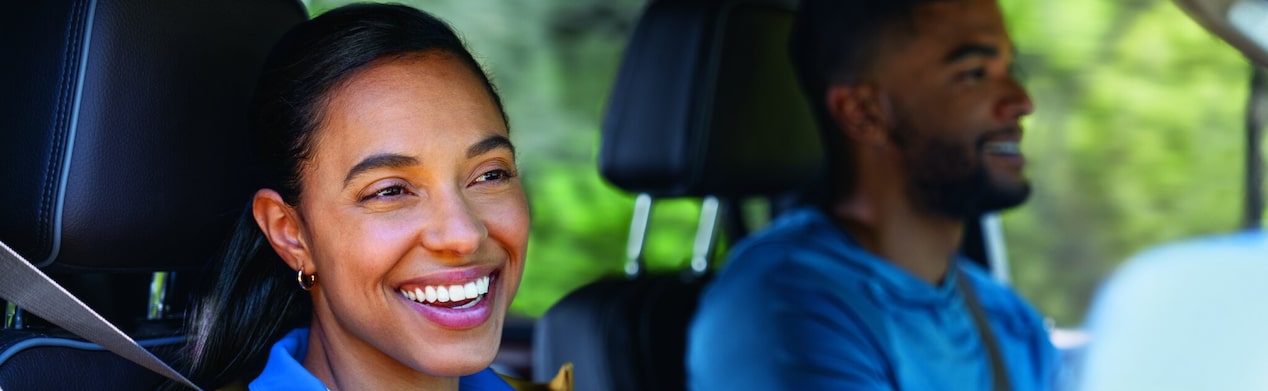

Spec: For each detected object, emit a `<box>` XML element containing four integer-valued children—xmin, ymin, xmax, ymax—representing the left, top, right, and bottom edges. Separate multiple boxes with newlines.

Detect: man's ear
<box><xmin>826</xmin><ymin>84</ymin><xmax>891</xmax><ymax>147</ymax></box>
<box><xmin>252</xmin><ymin>189</ymin><xmax>311</xmax><ymax>272</ymax></box>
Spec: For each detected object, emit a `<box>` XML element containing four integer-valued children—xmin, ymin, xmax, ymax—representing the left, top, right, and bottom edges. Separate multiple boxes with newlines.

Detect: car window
<box><xmin>1001</xmin><ymin>0</ymin><xmax>1255</xmax><ymax>327</ymax></box>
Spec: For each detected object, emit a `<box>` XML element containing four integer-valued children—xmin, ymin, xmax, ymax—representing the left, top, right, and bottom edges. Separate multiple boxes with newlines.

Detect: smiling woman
<box><xmin>176</xmin><ymin>4</ymin><xmax>534</xmax><ymax>391</ymax></box>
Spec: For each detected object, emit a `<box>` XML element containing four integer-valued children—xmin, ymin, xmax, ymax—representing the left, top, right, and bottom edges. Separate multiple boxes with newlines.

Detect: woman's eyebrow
<box><xmin>344</xmin><ymin>153</ymin><xmax>419</xmax><ymax>186</ymax></box>
<box><xmin>467</xmin><ymin>135</ymin><xmax>515</xmax><ymax>159</ymax></box>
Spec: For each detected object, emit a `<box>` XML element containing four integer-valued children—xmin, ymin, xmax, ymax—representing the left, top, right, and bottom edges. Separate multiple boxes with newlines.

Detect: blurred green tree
<box><xmin>1001</xmin><ymin>0</ymin><xmax>1249</xmax><ymax>325</ymax></box>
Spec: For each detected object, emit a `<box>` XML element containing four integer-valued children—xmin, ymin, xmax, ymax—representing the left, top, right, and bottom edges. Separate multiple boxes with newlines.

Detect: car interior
<box><xmin>533</xmin><ymin>0</ymin><xmax>818</xmax><ymax>389</ymax></box>
<box><xmin>532</xmin><ymin>1</ymin><xmax>1005</xmax><ymax>390</ymax></box>
<box><xmin>0</xmin><ymin>0</ymin><xmax>1136</xmax><ymax>390</ymax></box>
<box><xmin>0</xmin><ymin>0</ymin><xmax>303</xmax><ymax>389</ymax></box>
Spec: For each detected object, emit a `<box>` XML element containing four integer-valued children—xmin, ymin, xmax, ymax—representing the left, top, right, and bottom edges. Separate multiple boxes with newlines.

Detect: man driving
<box><xmin>687</xmin><ymin>0</ymin><xmax>1058</xmax><ymax>389</ymax></box>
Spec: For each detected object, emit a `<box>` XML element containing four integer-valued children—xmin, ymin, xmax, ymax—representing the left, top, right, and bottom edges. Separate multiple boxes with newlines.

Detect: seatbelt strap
<box><xmin>0</xmin><ymin>241</ymin><xmax>202</xmax><ymax>390</ymax></box>
<box><xmin>956</xmin><ymin>270</ymin><xmax>1012</xmax><ymax>391</ymax></box>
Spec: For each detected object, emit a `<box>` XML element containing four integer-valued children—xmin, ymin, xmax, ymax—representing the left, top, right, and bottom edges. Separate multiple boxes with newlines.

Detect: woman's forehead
<box><xmin>331</xmin><ymin>53</ymin><xmax>495</xmax><ymax>116</ymax></box>
<box><xmin>306</xmin><ymin>54</ymin><xmax>509</xmax><ymax>171</ymax></box>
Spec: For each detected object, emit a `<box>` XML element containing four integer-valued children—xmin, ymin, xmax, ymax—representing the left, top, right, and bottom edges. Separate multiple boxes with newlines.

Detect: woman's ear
<box><xmin>826</xmin><ymin>83</ymin><xmax>891</xmax><ymax>147</ymax></box>
<box><xmin>252</xmin><ymin>189</ymin><xmax>311</xmax><ymax>272</ymax></box>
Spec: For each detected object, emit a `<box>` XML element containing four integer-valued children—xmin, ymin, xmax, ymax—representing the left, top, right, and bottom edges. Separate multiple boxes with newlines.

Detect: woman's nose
<box><xmin>419</xmin><ymin>192</ymin><xmax>487</xmax><ymax>256</ymax></box>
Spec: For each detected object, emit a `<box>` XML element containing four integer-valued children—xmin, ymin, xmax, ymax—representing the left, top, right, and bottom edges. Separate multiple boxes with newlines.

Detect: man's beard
<box><xmin>892</xmin><ymin>124</ymin><xmax>1032</xmax><ymax>220</ymax></box>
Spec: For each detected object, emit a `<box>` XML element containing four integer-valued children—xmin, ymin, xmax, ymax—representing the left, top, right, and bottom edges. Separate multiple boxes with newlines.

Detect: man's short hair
<box><xmin>789</xmin><ymin>0</ymin><xmax>948</xmax><ymax>200</ymax></box>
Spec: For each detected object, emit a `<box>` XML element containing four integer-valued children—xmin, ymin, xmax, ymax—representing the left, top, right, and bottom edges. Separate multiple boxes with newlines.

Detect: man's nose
<box><xmin>997</xmin><ymin>77</ymin><xmax>1034</xmax><ymax>121</ymax></box>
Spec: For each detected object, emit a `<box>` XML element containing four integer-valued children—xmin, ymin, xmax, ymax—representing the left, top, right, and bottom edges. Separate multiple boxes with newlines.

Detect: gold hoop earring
<box><xmin>297</xmin><ymin>265</ymin><xmax>317</xmax><ymax>291</ymax></box>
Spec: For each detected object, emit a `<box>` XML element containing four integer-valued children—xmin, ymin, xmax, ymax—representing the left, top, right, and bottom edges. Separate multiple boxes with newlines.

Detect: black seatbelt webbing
<box><xmin>0</xmin><ymin>241</ymin><xmax>202</xmax><ymax>390</ymax></box>
<box><xmin>956</xmin><ymin>271</ymin><xmax>1012</xmax><ymax>391</ymax></box>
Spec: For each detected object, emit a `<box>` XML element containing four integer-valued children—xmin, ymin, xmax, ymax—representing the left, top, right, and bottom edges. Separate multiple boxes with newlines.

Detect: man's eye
<box><xmin>957</xmin><ymin>67</ymin><xmax>988</xmax><ymax>81</ymax></box>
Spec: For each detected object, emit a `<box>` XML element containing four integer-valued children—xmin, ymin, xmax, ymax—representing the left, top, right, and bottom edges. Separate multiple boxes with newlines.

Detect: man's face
<box><xmin>871</xmin><ymin>0</ymin><xmax>1033</xmax><ymax>219</ymax></box>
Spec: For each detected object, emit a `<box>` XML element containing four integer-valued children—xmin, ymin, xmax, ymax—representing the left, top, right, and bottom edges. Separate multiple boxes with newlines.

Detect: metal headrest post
<box><xmin>146</xmin><ymin>272</ymin><xmax>173</xmax><ymax>321</ymax></box>
<box><xmin>3</xmin><ymin>302</ymin><xmax>22</xmax><ymax>330</ymax></box>
<box><xmin>625</xmin><ymin>193</ymin><xmax>655</xmax><ymax>278</ymax></box>
<box><xmin>600</xmin><ymin>1</ymin><xmax>818</xmax><ymax>280</ymax></box>
<box><xmin>690</xmin><ymin>196</ymin><xmax>721</xmax><ymax>276</ymax></box>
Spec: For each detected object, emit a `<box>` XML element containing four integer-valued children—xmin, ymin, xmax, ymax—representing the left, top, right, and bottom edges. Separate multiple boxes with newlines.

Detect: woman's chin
<box><xmin>406</xmin><ymin>336</ymin><xmax>501</xmax><ymax>377</ymax></box>
<box><xmin>417</xmin><ymin>356</ymin><xmax>497</xmax><ymax>377</ymax></box>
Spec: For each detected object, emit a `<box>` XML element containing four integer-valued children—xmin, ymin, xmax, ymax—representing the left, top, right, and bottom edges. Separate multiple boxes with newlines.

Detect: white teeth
<box><xmin>985</xmin><ymin>141</ymin><xmax>1020</xmax><ymax>155</ymax></box>
<box><xmin>401</xmin><ymin>275</ymin><xmax>494</xmax><ymax>305</ymax></box>
<box><xmin>436</xmin><ymin>285</ymin><xmax>450</xmax><ymax>302</ymax></box>
<box><xmin>453</xmin><ymin>295</ymin><xmax>482</xmax><ymax>310</ymax></box>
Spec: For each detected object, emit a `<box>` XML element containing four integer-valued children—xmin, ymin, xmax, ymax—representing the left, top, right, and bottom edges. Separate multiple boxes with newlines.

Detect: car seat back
<box><xmin>0</xmin><ymin>0</ymin><xmax>305</xmax><ymax>388</ymax></box>
<box><xmin>532</xmin><ymin>1</ymin><xmax>818</xmax><ymax>390</ymax></box>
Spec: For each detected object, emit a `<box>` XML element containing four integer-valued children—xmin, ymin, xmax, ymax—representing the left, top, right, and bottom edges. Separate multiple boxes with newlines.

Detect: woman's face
<box><xmin>290</xmin><ymin>52</ymin><xmax>526</xmax><ymax>377</ymax></box>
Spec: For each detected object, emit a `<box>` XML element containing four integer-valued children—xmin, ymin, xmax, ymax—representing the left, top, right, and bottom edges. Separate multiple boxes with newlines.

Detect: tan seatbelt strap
<box><xmin>0</xmin><ymin>241</ymin><xmax>202</xmax><ymax>390</ymax></box>
<box><xmin>956</xmin><ymin>270</ymin><xmax>1012</xmax><ymax>391</ymax></box>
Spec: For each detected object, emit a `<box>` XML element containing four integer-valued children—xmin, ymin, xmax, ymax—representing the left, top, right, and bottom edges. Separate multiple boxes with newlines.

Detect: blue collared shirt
<box><xmin>687</xmin><ymin>206</ymin><xmax>1057</xmax><ymax>390</ymax></box>
<box><xmin>250</xmin><ymin>328</ymin><xmax>513</xmax><ymax>390</ymax></box>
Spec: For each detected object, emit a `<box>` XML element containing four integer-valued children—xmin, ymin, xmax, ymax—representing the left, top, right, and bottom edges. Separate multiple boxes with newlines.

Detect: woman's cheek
<box><xmin>476</xmin><ymin>188</ymin><xmax>528</xmax><ymax>234</ymax></box>
<box><xmin>350</xmin><ymin>213</ymin><xmax>425</xmax><ymax>256</ymax></box>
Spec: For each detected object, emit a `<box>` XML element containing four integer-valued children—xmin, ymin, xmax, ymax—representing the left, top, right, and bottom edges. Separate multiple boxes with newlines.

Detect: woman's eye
<box><xmin>473</xmin><ymin>169</ymin><xmax>515</xmax><ymax>185</ymax></box>
<box><xmin>361</xmin><ymin>184</ymin><xmax>408</xmax><ymax>202</ymax></box>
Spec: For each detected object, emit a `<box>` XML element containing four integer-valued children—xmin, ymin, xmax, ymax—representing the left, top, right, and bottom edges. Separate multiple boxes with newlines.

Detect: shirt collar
<box><xmin>249</xmin><ymin>328</ymin><xmax>328</xmax><ymax>391</ymax></box>
<box><xmin>248</xmin><ymin>328</ymin><xmax>513</xmax><ymax>391</ymax></box>
<box><xmin>791</xmin><ymin>206</ymin><xmax>962</xmax><ymax>306</ymax></box>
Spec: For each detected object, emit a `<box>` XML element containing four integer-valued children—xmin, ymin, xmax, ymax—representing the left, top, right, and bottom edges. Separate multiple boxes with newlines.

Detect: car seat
<box><xmin>531</xmin><ymin>1</ymin><xmax>822</xmax><ymax>390</ymax></box>
<box><xmin>1070</xmin><ymin>231</ymin><xmax>1268</xmax><ymax>391</ymax></box>
<box><xmin>0</xmin><ymin>0</ymin><xmax>304</xmax><ymax>389</ymax></box>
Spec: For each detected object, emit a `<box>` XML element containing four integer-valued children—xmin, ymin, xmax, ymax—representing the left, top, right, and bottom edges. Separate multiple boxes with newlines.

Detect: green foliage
<box><xmin>517</xmin><ymin>163</ymin><xmax>703</xmax><ymax>316</ymax></box>
<box><xmin>1001</xmin><ymin>0</ymin><xmax>1250</xmax><ymax>325</ymax></box>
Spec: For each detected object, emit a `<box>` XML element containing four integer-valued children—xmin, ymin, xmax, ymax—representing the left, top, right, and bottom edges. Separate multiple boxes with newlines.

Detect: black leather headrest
<box><xmin>0</xmin><ymin>0</ymin><xmax>306</xmax><ymax>272</ymax></box>
<box><xmin>599</xmin><ymin>0</ymin><xmax>823</xmax><ymax>198</ymax></box>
